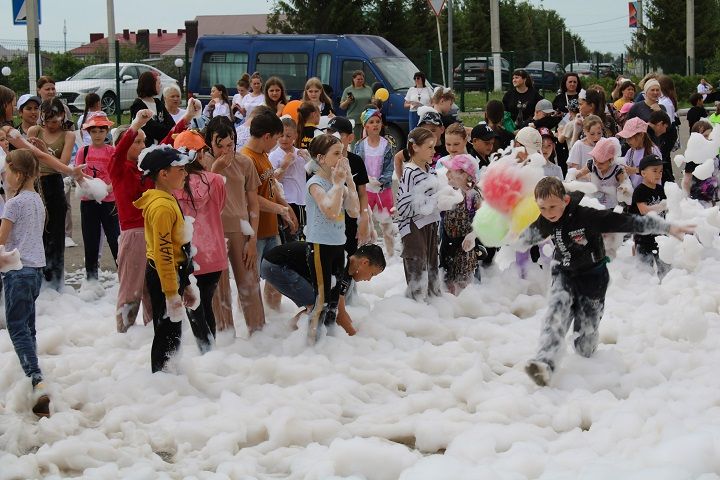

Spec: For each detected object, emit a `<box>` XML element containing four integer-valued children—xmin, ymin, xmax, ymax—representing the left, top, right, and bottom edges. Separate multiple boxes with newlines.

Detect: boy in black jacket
<box><xmin>520</xmin><ymin>177</ymin><xmax>693</xmax><ymax>386</ymax></box>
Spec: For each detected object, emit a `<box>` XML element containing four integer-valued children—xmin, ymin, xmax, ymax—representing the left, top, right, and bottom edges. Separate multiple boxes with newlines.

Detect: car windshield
<box><xmin>71</xmin><ymin>65</ymin><xmax>117</xmax><ymax>80</ymax></box>
<box><xmin>526</xmin><ymin>62</ymin><xmax>556</xmax><ymax>70</ymax></box>
<box><xmin>373</xmin><ymin>57</ymin><xmax>422</xmax><ymax>90</ymax></box>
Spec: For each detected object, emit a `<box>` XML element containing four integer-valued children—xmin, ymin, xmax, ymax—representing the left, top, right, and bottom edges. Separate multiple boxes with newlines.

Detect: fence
<box><xmin>0</xmin><ymin>38</ymin><xmax>190</xmax><ymax>125</ymax></box>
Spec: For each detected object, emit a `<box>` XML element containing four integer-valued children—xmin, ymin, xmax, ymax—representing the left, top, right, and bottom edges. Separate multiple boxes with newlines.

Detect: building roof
<box><xmin>70</xmin><ymin>30</ymin><xmax>185</xmax><ymax>57</ymax></box>
<box><xmin>196</xmin><ymin>14</ymin><xmax>275</xmax><ymax>37</ymax></box>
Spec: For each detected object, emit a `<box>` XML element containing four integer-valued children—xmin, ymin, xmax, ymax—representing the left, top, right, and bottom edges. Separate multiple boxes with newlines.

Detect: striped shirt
<box><xmin>396</xmin><ymin>163</ymin><xmax>441</xmax><ymax>237</ymax></box>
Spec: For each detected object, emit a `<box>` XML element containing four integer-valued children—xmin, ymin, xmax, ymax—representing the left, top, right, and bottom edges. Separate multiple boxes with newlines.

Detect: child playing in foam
<box><xmin>568</xmin><ymin>136</ymin><xmax>632</xmax><ymax>209</ymax></box>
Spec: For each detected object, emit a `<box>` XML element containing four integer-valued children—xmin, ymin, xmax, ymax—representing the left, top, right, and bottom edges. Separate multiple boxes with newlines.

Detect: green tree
<box><xmin>267</xmin><ymin>0</ymin><xmax>368</xmax><ymax>34</ymax></box>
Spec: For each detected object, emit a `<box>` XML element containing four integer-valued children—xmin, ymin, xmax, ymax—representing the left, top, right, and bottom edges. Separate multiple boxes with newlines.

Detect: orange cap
<box><xmin>173</xmin><ymin>130</ymin><xmax>207</xmax><ymax>151</ymax></box>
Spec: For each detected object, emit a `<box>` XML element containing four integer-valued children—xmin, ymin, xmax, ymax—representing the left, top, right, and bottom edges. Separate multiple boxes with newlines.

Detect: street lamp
<box><xmin>1</xmin><ymin>67</ymin><xmax>10</xmax><ymax>76</ymax></box>
<box><xmin>174</xmin><ymin>58</ymin><xmax>184</xmax><ymax>98</ymax></box>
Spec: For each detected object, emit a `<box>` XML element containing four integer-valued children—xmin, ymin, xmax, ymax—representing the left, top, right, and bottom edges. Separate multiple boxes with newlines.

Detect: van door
<box><xmin>251</xmin><ymin>39</ymin><xmax>314</xmax><ymax>101</ymax></box>
<box><xmin>334</xmin><ymin>58</ymin><xmax>379</xmax><ymax>110</ymax></box>
<box><xmin>312</xmin><ymin>38</ymin><xmax>338</xmax><ymax>99</ymax></box>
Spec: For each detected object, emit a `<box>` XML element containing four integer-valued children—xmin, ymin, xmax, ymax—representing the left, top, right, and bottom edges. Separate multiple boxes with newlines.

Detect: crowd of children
<box><xmin>0</xmin><ymin>65</ymin><xmax>710</xmax><ymax>416</ymax></box>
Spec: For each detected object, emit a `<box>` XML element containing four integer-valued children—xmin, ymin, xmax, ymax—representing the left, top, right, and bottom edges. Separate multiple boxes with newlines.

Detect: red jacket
<box><xmin>109</xmin><ymin>119</ymin><xmax>187</xmax><ymax>231</ymax></box>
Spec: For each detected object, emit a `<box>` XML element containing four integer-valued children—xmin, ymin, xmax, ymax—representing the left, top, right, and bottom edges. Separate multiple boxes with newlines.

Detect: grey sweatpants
<box><xmin>533</xmin><ymin>264</ymin><xmax>609</xmax><ymax>371</ymax></box>
<box><xmin>401</xmin><ymin>221</ymin><xmax>441</xmax><ymax>301</ymax></box>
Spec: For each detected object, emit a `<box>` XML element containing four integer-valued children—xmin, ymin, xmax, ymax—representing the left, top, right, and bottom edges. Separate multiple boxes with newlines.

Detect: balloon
<box><xmin>375</xmin><ymin>87</ymin><xmax>389</xmax><ymax>102</ymax></box>
<box><xmin>510</xmin><ymin>195</ymin><xmax>540</xmax><ymax>234</ymax></box>
<box><xmin>282</xmin><ymin>100</ymin><xmax>302</xmax><ymax>122</ymax></box>
<box><xmin>481</xmin><ymin>163</ymin><xmax>524</xmax><ymax>214</ymax></box>
<box><xmin>472</xmin><ymin>203</ymin><xmax>510</xmax><ymax>247</ymax></box>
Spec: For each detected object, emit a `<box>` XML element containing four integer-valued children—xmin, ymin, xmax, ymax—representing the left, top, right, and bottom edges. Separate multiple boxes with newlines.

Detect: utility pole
<box><xmin>638</xmin><ymin>0</ymin><xmax>644</xmax><ymax>75</ymax></box>
<box><xmin>490</xmin><ymin>0</ymin><xmax>501</xmax><ymax>91</ymax></box>
<box><xmin>107</xmin><ymin>0</ymin><xmax>116</xmax><ymax>64</ymax></box>
<box><xmin>547</xmin><ymin>28</ymin><xmax>551</xmax><ymax>62</ymax></box>
<box><xmin>561</xmin><ymin>28</ymin><xmax>565</xmax><ymax>68</ymax></box>
<box><xmin>573</xmin><ymin>38</ymin><xmax>577</xmax><ymax>63</ymax></box>
<box><xmin>687</xmin><ymin>0</ymin><xmax>695</xmax><ymax>75</ymax></box>
<box><xmin>448</xmin><ymin>0</ymin><xmax>453</xmax><ymax>89</ymax></box>
<box><xmin>26</xmin><ymin>0</ymin><xmax>39</xmax><ymax>92</ymax></box>
<box><xmin>63</xmin><ymin>20</ymin><xmax>67</xmax><ymax>52</ymax></box>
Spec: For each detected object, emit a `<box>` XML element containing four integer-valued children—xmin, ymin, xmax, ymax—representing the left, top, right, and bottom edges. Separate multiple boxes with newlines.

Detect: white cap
<box><xmin>515</xmin><ymin>127</ymin><xmax>543</xmax><ymax>155</ymax></box>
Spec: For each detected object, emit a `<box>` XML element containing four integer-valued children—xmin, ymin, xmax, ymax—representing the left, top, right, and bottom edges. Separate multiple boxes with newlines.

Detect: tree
<box><xmin>267</xmin><ymin>0</ymin><xmax>368</xmax><ymax>34</ymax></box>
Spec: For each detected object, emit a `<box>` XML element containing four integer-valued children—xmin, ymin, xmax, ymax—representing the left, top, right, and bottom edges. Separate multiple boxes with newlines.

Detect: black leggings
<box><xmin>40</xmin><ymin>174</ymin><xmax>67</xmax><ymax>290</ymax></box>
<box><xmin>187</xmin><ymin>271</ymin><xmax>222</xmax><ymax>354</ymax></box>
<box><xmin>80</xmin><ymin>200</ymin><xmax>120</xmax><ymax>280</ymax></box>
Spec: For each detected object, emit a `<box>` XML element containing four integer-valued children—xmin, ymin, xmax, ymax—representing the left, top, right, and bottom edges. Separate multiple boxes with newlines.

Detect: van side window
<box><xmin>316</xmin><ymin>54</ymin><xmax>331</xmax><ymax>84</ymax></box>
<box><xmin>200</xmin><ymin>52</ymin><xmax>249</xmax><ymax>90</ymax></box>
<box><xmin>342</xmin><ymin>60</ymin><xmax>378</xmax><ymax>88</ymax></box>
<box><xmin>256</xmin><ymin>53</ymin><xmax>308</xmax><ymax>90</ymax></box>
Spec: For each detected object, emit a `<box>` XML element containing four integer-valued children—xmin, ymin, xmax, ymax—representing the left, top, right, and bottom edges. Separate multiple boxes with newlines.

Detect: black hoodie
<box><xmin>520</xmin><ymin>191</ymin><xmax>671</xmax><ymax>273</ymax></box>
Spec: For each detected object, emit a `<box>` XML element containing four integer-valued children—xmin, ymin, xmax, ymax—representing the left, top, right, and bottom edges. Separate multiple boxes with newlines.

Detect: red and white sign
<box><xmin>426</xmin><ymin>0</ymin><xmax>446</xmax><ymax>17</ymax></box>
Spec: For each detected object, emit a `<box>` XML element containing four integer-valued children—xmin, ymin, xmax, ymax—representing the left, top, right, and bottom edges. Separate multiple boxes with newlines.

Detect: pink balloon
<box><xmin>481</xmin><ymin>163</ymin><xmax>524</xmax><ymax>214</ymax></box>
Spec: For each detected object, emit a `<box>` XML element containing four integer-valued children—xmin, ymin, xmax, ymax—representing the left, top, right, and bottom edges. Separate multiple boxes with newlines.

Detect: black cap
<box><xmin>471</xmin><ymin>123</ymin><xmax>498</xmax><ymax>141</ymax></box>
<box><xmin>138</xmin><ymin>145</ymin><xmax>192</xmax><ymax>176</ymax></box>
<box><xmin>325</xmin><ymin>116</ymin><xmax>353</xmax><ymax>135</ymax></box>
<box><xmin>417</xmin><ymin>110</ymin><xmax>442</xmax><ymax>127</ymax></box>
<box><xmin>638</xmin><ymin>154</ymin><xmax>663</xmax><ymax>171</ymax></box>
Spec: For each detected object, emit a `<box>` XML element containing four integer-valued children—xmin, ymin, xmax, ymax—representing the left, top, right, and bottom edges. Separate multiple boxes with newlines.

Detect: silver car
<box><xmin>55</xmin><ymin>63</ymin><xmax>177</xmax><ymax>115</ymax></box>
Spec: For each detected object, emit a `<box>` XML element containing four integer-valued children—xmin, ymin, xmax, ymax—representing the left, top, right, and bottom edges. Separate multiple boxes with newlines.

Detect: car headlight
<box><xmin>79</xmin><ymin>87</ymin><xmax>97</xmax><ymax>94</ymax></box>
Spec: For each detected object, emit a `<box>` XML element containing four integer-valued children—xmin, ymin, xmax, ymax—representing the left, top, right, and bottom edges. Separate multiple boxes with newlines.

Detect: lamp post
<box><xmin>174</xmin><ymin>58</ymin><xmax>184</xmax><ymax>98</ymax></box>
<box><xmin>1</xmin><ymin>67</ymin><xmax>10</xmax><ymax>77</ymax></box>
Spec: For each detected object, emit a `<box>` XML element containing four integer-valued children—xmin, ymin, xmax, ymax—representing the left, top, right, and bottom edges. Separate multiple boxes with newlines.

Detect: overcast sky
<box><xmin>0</xmin><ymin>0</ymin><xmax>633</xmax><ymax>54</ymax></box>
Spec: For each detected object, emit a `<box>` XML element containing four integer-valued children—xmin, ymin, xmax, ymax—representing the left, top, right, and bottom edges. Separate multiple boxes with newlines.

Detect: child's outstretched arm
<box><xmin>591</xmin><ymin>207</ymin><xmax>693</xmax><ymax>238</ymax></box>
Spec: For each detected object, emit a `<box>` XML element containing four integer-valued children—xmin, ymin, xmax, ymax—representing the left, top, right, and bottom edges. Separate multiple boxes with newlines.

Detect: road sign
<box><xmin>12</xmin><ymin>0</ymin><xmax>42</xmax><ymax>26</ymax></box>
<box><xmin>427</xmin><ymin>0</ymin><xmax>446</xmax><ymax>17</ymax></box>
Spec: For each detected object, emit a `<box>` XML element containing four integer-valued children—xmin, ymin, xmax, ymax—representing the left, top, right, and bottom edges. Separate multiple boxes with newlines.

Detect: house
<box><xmin>69</xmin><ymin>28</ymin><xmax>186</xmax><ymax>58</ymax></box>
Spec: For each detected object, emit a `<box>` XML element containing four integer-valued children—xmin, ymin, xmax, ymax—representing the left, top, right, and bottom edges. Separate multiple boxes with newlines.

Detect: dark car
<box><xmin>564</xmin><ymin>62</ymin><xmax>594</xmax><ymax>78</ymax></box>
<box><xmin>593</xmin><ymin>63</ymin><xmax>618</xmax><ymax>78</ymax></box>
<box><xmin>453</xmin><ymin>56</ymin><xmax>510</xmax><ymax>90</ymax></box>
<box><xmin>524</xmin><ymin>61</ymin><xmax>565</xmax><ymax>90</ymax></box>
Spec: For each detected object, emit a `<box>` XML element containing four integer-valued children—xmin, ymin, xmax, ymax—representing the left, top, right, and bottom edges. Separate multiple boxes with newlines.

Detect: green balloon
<box><xmin>472</xmin><ymin>203</ymin><xmax>510</xmax><ymax>247</ymax></box>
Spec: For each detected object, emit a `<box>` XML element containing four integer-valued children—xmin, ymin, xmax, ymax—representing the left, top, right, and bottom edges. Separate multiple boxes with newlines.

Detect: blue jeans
<box><xmin>256</xmin><ymin>235</ymin><xmax>281</xmax><ymax>272</ymax></box>
<box><xmin>409</xmin><ymin>110</ymin><xmax>420</xmax><ymax>129</ymax></box>
<box><xmin>3</xmin><ymin>267</ymin><xmax>43</xmax><ymax>383</ymax></box>
<box><xmin>260</xmin><ymin>260</ymin><xmax>315</xmax><ymax>307</ymax></box>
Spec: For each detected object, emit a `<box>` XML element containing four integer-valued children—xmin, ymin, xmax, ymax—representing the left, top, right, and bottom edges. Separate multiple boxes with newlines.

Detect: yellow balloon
<box><xmin>510</xmin><ymin>195</ymin><xmax>540</xmax><ymax>234</ymax></box>
<box><xmin>375</xmin><ymin>87</ymin><xmax>390</xmax><ymax>102</ymax></box>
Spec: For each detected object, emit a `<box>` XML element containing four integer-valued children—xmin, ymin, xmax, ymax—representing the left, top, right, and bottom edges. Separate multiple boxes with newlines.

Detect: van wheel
<box><xmin>101</xmin><ymin>92</ymin><xmax>118</xmax><ymax>115</ymax></box>
<box><xmin>385</xmin><ymin>124</ymin><xmax>405</xmax><ymax>155</ymax></box>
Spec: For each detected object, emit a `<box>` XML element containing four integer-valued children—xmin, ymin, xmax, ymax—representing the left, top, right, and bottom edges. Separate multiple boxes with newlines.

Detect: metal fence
<box><xmin>0</xmin><ymin>38</ymin><xmax>189</xmax><ymax>125</ymax></box>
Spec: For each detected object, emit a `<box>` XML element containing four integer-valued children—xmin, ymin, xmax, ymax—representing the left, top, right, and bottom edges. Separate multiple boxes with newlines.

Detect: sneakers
<box><xmin>32</xmin><ymin>382</ymin><xmax>51</xmax><ymax>418</ymax></box>
<box><xmin>65</xmin><ymin>236</ymin><xmax>77</xmax><ymax>248</ymax></box>
<box><xmin>525</xmin><ymin>360</ymin><xmax>552</xmax><ymax>387</ymax></box>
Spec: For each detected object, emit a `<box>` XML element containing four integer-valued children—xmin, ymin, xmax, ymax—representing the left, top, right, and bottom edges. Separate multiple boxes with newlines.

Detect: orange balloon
<box><xmin>282</xmin><ymin>100</ymin><xmax>302</xmax><ymax>122</ymax></box>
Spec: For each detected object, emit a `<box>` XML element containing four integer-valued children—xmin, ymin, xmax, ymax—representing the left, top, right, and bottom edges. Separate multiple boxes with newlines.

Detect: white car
<box><xmin>55</xmin><ymin>63</ymin><xmax>177</xmax><ymax>115</ymax></box>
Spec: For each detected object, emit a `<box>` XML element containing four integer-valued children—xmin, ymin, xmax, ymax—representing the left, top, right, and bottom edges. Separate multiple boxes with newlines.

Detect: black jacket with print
<box><xmin>520</xmin><ymin>192</ymin><xmax>671</xmax><ymax>273</ymax></box>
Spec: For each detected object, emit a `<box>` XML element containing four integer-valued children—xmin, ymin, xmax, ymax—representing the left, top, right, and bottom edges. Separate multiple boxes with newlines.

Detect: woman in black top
<box><xmin>129</xmin><ymin>71</ymin><xmax>175</xmax><ymax>147</ymax></box>
<box><xmin>552</xmin><ymin>72</ymin><xmax>581</xmax><ymax>114</ymax></box>
<box><xmin>502</xmin><ymin>69</ymin><xmax>543</xmax><ymax>129</ymax></box>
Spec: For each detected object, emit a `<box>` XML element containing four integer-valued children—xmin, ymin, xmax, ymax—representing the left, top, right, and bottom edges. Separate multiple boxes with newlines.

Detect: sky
<box><xmin>0</xmin><ymin>0</ymin><xmax>633</xmax><ymax>54</ymax></box>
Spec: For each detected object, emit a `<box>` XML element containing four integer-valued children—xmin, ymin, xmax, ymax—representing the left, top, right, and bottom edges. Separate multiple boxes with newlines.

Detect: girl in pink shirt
<box><xmin>75</xmin><ymin>113</ymin><xmax>120</xmax><ymax>282</ymax></box>
<box><xmin>173</xmin><ymin>130</ymin><xmax>227</xmax><ymax>352</ymax></box>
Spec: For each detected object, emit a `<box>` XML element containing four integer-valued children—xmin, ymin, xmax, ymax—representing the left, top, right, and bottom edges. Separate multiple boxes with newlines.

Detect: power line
<box><xmin>567</xmin><ymin>15</ymin><xmax>626</xmax><ymax>28</ymax></box>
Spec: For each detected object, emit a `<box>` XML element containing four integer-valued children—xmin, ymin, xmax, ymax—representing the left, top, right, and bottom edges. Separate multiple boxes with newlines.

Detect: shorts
<box><xmin>368</xmin><ymin>188</ymin><xmax>394</xmax><ymax>216</ymax></box>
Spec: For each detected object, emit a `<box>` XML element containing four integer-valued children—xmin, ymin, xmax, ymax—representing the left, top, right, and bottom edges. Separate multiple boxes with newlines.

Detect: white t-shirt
<box><xmin>232</xmin><ymin>93</ymin><xmax>244</xmax><ymax>121</ymax></box>
<box><xmin>203</xmin><ymin>101</ymin><xmax>232</xmax><ymax>120</ymax></box>
<box><xmin>659</xmin><ymin>96</ymin><xmax>676</xmax><ymax>122</ymax></box>
<box><xmin>567</xmin><ymin>140</ymin><xmax>594</xmax><ymax>170</ymax></box>
<box><xmin>698</xmin><ymin>82</ymin><xmax>711</xmax><ymax>100</ymax></box>
<box><xmin>268</xmin><ymin>146</ymin><xmax>306</xmax><ymax>206</ymax></box>
<box><xmin>170</xmin><ymin>108</ymin><xmax>186</xmax><ymax>124</ymax></box>
<box><xmin>240</xmin><ymin>94</ymin><xmax>265</xmax><ymax>119</ymax></box>
<box><xmin>404</xmin><ymin>86</ymin><xmax>434</xmax><ymax>112</ymax></box>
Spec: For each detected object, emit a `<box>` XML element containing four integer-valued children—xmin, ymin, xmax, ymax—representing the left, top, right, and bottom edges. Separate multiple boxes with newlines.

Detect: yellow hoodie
<box><xmin>133</xmin><ymin>189</ymin><xmax>187</xmax><ymax>297</ymax></box>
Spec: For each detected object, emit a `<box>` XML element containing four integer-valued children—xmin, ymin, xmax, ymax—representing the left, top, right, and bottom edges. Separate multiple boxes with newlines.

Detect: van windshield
<box><xmin>373</xmin><ymin>57</ymin><xmax>422</xmax><ymax>91</ymax></box>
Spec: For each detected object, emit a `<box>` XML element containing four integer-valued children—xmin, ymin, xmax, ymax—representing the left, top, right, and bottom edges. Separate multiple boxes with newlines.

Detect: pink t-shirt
<box><xmin>175</xmin><ymin>171</ymin><xmax>228</xmax><ymax>275</ymax></box>
<box><xmin>75</xmin><ymin>144</ymin><xmax>116</xmax><ymax>202</ymax></box>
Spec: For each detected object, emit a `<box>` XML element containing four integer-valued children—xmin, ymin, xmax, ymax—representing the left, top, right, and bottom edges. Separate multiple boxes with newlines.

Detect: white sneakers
<box><xmin>65</xmin><ymin>236</ymin><xmax>77</xmax><ymax>248</ymax></box>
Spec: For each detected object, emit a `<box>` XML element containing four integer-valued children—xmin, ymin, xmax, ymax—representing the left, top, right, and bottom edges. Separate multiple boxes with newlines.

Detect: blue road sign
<box><xmin>13</xmin><ymin>0</ymin><xmax>42</xmax><ymax>26</ymax></box>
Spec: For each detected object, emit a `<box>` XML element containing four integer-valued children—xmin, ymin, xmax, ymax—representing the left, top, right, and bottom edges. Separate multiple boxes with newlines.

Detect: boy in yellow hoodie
<box><xmin>133</xmin><ymin>145</ymin><xmax>200</xmax><ymax>373</ymax></box>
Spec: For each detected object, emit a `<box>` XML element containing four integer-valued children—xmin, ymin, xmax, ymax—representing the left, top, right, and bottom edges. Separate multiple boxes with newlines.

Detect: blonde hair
<box><xmin>303</xmin><ymin>77</ymin><xmax>333</xmax><ymax>106</ymax></box>
<box><xmin>6</xmin><ymin>149</ymin><xmax>39</xmax><ymax>196</ymax></box>
<box><xmin>444</xmin><ymin>122</ymin><xmax>466</xmax><ymax>140</ymax></box>
<box><xmin>583</xmin><ymin>114</ymin><xmax>602</xmax><ymax>132</ymax></box>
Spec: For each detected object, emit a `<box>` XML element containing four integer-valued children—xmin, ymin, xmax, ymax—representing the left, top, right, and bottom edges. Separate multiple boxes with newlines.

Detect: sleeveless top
<box><xmin>304</xmin><ymin>175</ymin><xmax>346</xmax><ymax>245</ymax></box>
<box><xmin>586</xmin><ymin>159</ymin><xmax>623</xmax><ymax>209</ymax></box>
<box><xmin>36</xmin><ymin>129</ymin><xmax>66</xmax><ymax>175</ymax></box>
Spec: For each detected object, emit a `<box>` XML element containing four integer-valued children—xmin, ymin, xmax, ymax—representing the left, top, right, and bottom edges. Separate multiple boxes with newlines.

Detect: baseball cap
<box><xmin>81</xmin><ymin>111</ymin><xmax>114</xmax><ymax>130</ymax></box>
<box><xmin>537</xmin><ymin>127</ymin><xmax>554</xmax><ymax>139</ymax></box>
<box><xmin>17</xmin><ymin>94</ymin><xmax>41</xmax><ymax>110</ymax></box>
<box><xmin>440</xmin><ymin>154</ymin><xmax>478</xmax><ymax>181</ymax></box>
<box><xmin>617</xmin><ymin>117</ymin><xmax>648</xmax><ymax>138</ymax></box>
<box><xmin>417</xmin><ymin>106</ymin><xmax>442</xmax><ymax>127</ymax></box>
<box><xmin>325</xmin><ymin>116</ymin><xmax>354</xmax><ymax>135</ymax></box>
<box><xmin>638</xmin><ymin>153</ymin><xmax>663</xmax><ymax>171</ymax></box>
<box><xmin>173</xmin><ymin>130</ymin><xmax>207</xmax><ymax>152</ymax></box>
<box><xmin>535</xmin><ymin>99</ymin><xmax>554</xmax><ymax>114</ymax></box>
<box><xmin>515</xmin><ymin>127</ymin><xmax>542</xmax><ymax>154</ymax></box>
<box><xmin>470</xmin><ymin>123</ymin><xmax>498</xmax><ymax>141</ymax></box>
<box><xmin>619</xmin><ymin>102</ymin><xmax>634</xmax><ymax>114</ymax></box>
<box><xmin>138</xmin><ymin>144</ymin><xmax>193</xmax><ymax>176</ymax></box>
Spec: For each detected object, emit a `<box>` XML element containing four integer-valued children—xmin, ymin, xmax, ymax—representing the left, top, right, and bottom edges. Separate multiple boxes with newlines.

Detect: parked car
<box><xmin>524</xmin><ymin>61</ymin><xmax>565</xmax><ymax>91</ymax></box>
<box><xmin>593</xmin><ymin>63</ymin><xmax>618</xmax><ymax>78</ymax></box>
<box><xmin>55</xmin><ymin>63</ymin><xmax>177</xmax><ymax>115</ymax></box>
<box><xmin>453</xmin><ymin>56</ymin><xmax>510</xmax><ymax>90</ymax></box>
<box><xmin>564</xmin><ymin>62</ymin><xmax>594</xmax><ymax>77</ymax></box>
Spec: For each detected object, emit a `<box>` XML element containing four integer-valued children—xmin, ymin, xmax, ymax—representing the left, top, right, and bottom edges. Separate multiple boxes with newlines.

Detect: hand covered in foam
<box><xmin>165</xmin><ymin>294</ymin><xmax>188</xmax><ymax>323</ymax></box>
<box><xmin>0</xmin><ymin>245</ymin><xmax>22</xmax><ymax>273</ymax></box>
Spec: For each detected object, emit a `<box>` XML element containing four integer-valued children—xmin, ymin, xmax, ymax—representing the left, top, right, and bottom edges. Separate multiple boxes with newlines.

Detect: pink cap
<box><xmin>619</xmin><ymin>102</ymin><xmax>633</xmax><ymax>114</ymax></box>
<box><xmin>617</xmin><ymin>117</ymin><xmax>648</xmax><ymax>138</ymax></box>
<box><xmin>440</xmin><ymin>154</ymin><xmax>478</xmax><ymax>181</ymax></box>
<box><xmin>588</xmin><ymin>137</ymin><xmax>620</xmax><ymax>161</ymax></box>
